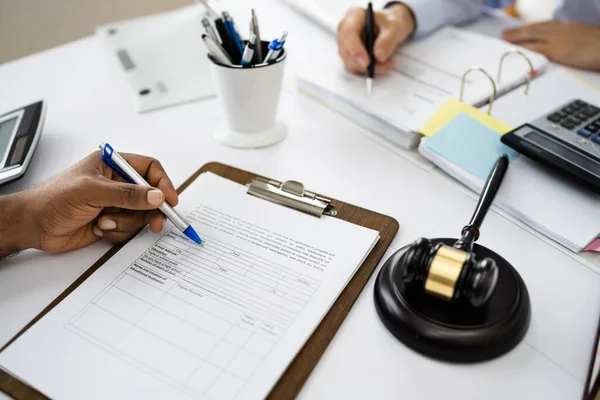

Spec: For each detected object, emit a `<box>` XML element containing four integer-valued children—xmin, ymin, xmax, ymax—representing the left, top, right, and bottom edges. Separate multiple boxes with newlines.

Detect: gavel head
<box><xmin>399</xmin><ymin>238</ymin><xmax>499</xmax><ymax>307</ymax></box>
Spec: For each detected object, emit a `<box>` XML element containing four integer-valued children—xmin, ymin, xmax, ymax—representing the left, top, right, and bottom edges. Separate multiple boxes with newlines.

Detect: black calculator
<box><xmin>501</xmin><ymin>99</ymin><xmax>600</xmax><ymax>193</ymax></box>
<box><xmin>0</xmin><ymin>101</ymin><xmax>45</xmax><ymax>186</ymax></box>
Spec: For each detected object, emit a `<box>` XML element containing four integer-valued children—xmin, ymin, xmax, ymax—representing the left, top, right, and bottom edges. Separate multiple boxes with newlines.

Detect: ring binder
<box><xmin>460</xmin><ymin>66</ymin><xmax>497</xmax><ymax>115</ymax></box>
<box><xmin>247</xmin><ymin>177</ymin><xmax>337</xmax><ymax>217</ymax></box>
<box><xmin>497</xmin><ymin>49</ymin><xmax>536</xmax><ymax>95</ymax></box>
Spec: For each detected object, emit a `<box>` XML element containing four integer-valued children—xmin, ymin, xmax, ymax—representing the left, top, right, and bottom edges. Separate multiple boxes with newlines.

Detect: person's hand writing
<box><xmin>337</xmin><ymin>3</ymin><xmax>415</xmax><ymax>75</ymax></box>
<box><xmin>0</xmin><ymin>151</ymin><xmax>178</xmax><ymax>256</ymax></box>
<box><xmin>503</xmin><ymin>21</ymin><xmax>600</xmax><ymax>71</ymax></box>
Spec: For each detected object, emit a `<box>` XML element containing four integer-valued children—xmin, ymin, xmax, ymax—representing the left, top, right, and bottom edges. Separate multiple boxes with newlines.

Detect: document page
<box><xmin>298</xmin><ymin>27</ymin><xmax>547</xmax><ymax>133</ymax></box>
<box><xmin>0</xmin><ymin>172</ymin><xmax>379</xmax><ymax>400</ymax></box>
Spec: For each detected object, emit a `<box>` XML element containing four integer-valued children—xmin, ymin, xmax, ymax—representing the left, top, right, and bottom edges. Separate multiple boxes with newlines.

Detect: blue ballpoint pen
<box><xmin>222</xmin><ymin>11</ymin><xmax>244</xmax><ymax>57</ymax></box>
<box><xmin>98</xmin><ymin>142</ymin><xmax>202</xmax><ymax>244</ymax></box>
<box><xmin>263</xmin><ymin>31</ymin><xmax>287</xmax><ymax>64</ymax></box>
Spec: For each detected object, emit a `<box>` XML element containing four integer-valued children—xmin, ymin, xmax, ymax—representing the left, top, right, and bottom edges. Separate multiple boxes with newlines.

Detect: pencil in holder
<box><xmin>208</xmin><ymin>41</ymin><xmax>287</xmax><ymax>148</ymax></box>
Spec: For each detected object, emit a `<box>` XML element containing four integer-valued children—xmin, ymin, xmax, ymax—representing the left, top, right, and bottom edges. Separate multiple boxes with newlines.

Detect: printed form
<box><xmin>0</xmin><ymin>172</ymin><xmax>379</xmax><ymax>400</ymax></box>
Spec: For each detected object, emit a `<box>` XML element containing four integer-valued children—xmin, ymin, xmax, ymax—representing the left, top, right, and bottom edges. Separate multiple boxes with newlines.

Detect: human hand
<box><xmin>10</xmin><ymin>151</ymin><xmax>178</xmax><ymax>254</ymax></box>
<box><xmin>503</xmin><ymin>21</ymin><xmax>600</xmax><ymax>71</ymax></box>
<box><xmin>337</xmin><ymin>3</ymin><xmax>415</xmax><ymax>75</ymax></box>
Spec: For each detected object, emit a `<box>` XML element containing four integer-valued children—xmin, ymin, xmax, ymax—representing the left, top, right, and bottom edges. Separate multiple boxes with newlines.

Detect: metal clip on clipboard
<box><xmin>247</xmin><ymin>177</ymin><xmax>337</xmax><ymax>217</ymax></box>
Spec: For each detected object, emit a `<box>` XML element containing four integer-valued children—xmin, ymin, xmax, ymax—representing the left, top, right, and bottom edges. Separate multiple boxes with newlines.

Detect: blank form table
<box><xmin>66</xmin><ymin>227</ymin><xmax>321</xmax><ymax>400</ymax></box>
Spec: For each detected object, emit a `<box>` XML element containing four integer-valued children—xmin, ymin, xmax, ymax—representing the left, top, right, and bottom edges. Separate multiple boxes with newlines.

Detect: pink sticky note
<box><xmin>585</xmin><ymin>238</ymin><xmax>600</xmax><ymax>252</ymax></box>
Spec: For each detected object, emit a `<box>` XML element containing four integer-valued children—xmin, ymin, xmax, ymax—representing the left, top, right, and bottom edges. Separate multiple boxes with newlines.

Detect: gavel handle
<box><xmin>454</xmin><ymin>155</ymin><xmax>510</xmax><ymax>252</ymax></box>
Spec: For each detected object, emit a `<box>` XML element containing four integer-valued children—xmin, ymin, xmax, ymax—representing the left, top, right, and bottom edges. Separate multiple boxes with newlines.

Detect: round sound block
<box><xmin>214</xmin><ymin>121</ymin><xmax>287</xmax><ymax>148</ymax></box>
<box><xmin>374</xmin><ymin>238</ymin><xmax>531</xmax><ymax>363</ymax></box>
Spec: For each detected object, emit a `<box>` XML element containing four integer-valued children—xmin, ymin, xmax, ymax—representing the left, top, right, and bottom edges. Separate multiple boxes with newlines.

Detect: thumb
<box><xmin>90</xmin><ymin>178</ymin><xmax>164</xmax><ymax>210</ymax></box>
<box><xmin>373</xmin><ymin>18</ymin><xmax>404</xmax><ymax>63</ymax></box>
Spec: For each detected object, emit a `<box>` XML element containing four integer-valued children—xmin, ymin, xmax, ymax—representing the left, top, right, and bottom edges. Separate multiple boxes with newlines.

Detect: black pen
<box><xmin>215</xmin><ymin>18</ymin><xmax>239</xmax><ymax>63</ymax></box>
<box><xmin>365</xmin><ymin>2</ymin><xmax>375</xmax><ymax>94</ymax></box>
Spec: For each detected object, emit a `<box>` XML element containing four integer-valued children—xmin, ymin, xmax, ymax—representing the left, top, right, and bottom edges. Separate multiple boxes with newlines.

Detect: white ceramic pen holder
<box><xmin>209</xmin><ymin>43</ymin><xmax>287</xmax><ymax>148</ymax></box>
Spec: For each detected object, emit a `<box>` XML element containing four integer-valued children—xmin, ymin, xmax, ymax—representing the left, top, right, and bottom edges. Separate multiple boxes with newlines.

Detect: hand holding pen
<box><xmin>0</xmin><ymin>151</ymin><xmax>183</xmax><ymax>255</ymax></box>
<box><xmin>100</xmin><ymin>143</ymin><xmax>202</xmax><ymax>244</ymax></box>
<box><xmin>336</xmin><ymin>3</ymin><xmax>416</xmax><ymax>79</ymax></box>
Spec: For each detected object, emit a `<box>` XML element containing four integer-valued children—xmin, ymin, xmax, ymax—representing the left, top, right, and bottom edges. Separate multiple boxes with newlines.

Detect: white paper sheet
<box><xmin>0</xmin><ymin>172</ymin><xmax>379</xmax><ymax>400</ymax></box>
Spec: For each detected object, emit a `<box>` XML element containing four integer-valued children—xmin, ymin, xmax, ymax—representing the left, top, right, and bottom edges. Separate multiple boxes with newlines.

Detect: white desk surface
<box><xmin>1</xmin><ymin>1</ymin><xmax>600</xmax><ymax>399</ymax></box>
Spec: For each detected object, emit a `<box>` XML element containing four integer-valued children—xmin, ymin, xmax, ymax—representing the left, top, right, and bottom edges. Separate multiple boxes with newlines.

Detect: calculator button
<box><xmin>576</xmin><ymin>112</ymin><xmax>589</xmax><ymax>121</ymax></box>
<box><xmin>571</xmin><ymin>101</ymin><xmax>583</xmax><ymax>110</ymax></box>
<box><xmin>570</xmin><ymin>116</ymin><xmax>582</xmax><ymax>125</ymax></box>
<box><xmin>556</xmin><ymin>111</ymin><xmax>567</xmax><ymax>118</ymax></box>
<box><xmin>592</xmin><ymin>135</ymin><xmax>600</xmax><ymax>144</ymax></box>
<box><xmin>577</xmin><ymin>128</ymin><xmax>593</xmax><ymax>138</ymax></box>
<box><xmin>587</xmin><ymin>124</ymin><xmax>599</xmax><ymax>133</ymax></box>
<box><xmin>547</xmin><ymin>113</ymin><xmax>562</xmax><ymax>123</ymax></box>
<box><xmin>564</xmin><ymin>106</ymin><xmax>576</xmax><ymax>114</ymax></box>
<box><xmin>561</xmin><ymin>120</ymin><xmax>576</xmax><ymax>129</ymax></box>
<box><xmin>583</xmin><ymin>106</ymin><xmax>600</xmax><ymax>117</ymax></box>
<box><xmin>576</xmin><ymin>100</ymin><xmax>588</xmax><ymax>107</ymax></box>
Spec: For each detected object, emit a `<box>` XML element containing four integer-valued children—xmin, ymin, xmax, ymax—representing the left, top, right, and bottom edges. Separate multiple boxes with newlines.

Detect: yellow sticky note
<box><xmin>420</xmin><ymin>99</ymin><xmax>513</xmax><ymax>137</ymax></box>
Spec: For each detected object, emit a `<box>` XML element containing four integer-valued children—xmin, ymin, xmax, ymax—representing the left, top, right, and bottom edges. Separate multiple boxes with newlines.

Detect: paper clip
<box><xmin>459</xmin><ymin>66</ymin><xmax>497</xmax><ymax>115</ymax></box>
<box><xmin>497</xmin><ymin>49</ymin><xmax>537</xmax><ymax>95</ymax></box>
<box><xmin>101</xmin><ymin>143</ymin><xmax>134</xmax><ymax>184</ymax></box>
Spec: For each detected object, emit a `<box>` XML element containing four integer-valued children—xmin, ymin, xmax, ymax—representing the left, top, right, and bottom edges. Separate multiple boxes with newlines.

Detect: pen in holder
<box><xmin>208</xmin><ymin>41</ymin><xmax>287</xmax><ymax>148</ymax></box>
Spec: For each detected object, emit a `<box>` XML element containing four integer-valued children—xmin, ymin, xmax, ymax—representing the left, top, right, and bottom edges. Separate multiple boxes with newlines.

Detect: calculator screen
<box><xmin>0</xmin><ymin>117</ymin><xmax>18</xmax><ymax>167</ymax></box>
<box><xmin>525</xmin><ymin>131</ymin><xmax>600</xmax><ymax>177</ymax></box>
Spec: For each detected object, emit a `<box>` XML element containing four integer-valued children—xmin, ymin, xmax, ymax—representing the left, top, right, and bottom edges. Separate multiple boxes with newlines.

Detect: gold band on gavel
<box><xmin>424</xmin><ymin>245</ymin><xmax>469</xmax><ymax>301</ymax></box>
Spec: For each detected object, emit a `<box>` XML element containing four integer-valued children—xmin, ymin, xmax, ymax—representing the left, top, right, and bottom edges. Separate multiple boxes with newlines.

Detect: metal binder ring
<box><xmin>459</xmin><ymin>67</ymin><xmax>497</xmax><ymax>115</ymax></box>
<box><xmin>497</xmin><ymin>49</ymin><xmax>536</xmax><ymax>95</ymax></box>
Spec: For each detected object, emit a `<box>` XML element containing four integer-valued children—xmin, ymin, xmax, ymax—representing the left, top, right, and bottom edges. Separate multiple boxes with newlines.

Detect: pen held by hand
<box><xmin>365</xmin><ymin>2</ymin><xmax>376</xmax><ymax>94</ymax></box>
<box><xmin>98</xmin><ymin>142</ymin><xmax>203</xmax><ymax>244</ymax></box>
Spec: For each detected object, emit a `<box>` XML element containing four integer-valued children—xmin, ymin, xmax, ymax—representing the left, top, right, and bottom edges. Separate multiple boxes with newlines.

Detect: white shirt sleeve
<box><xmin>395</xmin><ymin>0</ymin><xmax>510</xmax><ymax>37</ymax></box>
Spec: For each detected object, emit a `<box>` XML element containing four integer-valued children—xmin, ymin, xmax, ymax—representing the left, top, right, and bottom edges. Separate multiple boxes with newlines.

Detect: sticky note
<box><xmin>420</xmin><ymin>99</ymin><xmax>514</xmax><ymax>137</ymax></box>
<box><xmin>585</xmin><ymin>237</ymin><xmax>600</xmax><ymax>252</ymax></box>
<box><xmin>424</xmin><ymin>112</ymin><xmax>519</xmax><ymax>180</ymax></box>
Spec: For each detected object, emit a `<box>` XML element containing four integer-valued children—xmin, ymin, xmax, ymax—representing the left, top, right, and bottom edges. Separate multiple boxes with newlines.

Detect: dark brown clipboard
<box><xmin>0</xmin><ymin>162</ymin><xmax>399</xmax><ymax>400</ymax></box>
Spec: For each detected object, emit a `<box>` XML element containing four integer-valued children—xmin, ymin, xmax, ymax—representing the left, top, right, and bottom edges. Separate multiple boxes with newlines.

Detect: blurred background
<box><xmin>0</xmin><ymin>0</ymin><xmax>559</xmax><ymax>65</ymax></box>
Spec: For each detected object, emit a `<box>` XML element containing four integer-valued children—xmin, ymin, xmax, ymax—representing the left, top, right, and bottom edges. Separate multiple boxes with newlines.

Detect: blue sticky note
<box><xmin>425</xmin><ymin>112</ymin><xmax>519</xmax><ymax>180</ymax></box>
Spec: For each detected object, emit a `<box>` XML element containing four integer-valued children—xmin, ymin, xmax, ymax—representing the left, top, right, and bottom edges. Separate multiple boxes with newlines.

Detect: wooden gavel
<box><xmin>399</xmin><ymin>155</ymin><xmax>509</xmax><ymax>307</ymax></box>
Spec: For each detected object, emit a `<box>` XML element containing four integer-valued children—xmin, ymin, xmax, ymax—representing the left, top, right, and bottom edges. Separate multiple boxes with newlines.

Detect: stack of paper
<box><xmin>418</xmin><ymin>100</ymin><xmax>600</xmax><ymax>252</ymax></box>
<box><xmin>423</xmin><ymin>143</ymin><xmax>600</xmax><ymax>252</ymax></box>
<box><xmin>298</xmin><ymin>26</ymin><xmax>548</xmax><ymax>149</ymax></box>
<box><xmin>477</xmin><ymin>68</ymin><xmax>600</xmax><ymax>251</ymax></box>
